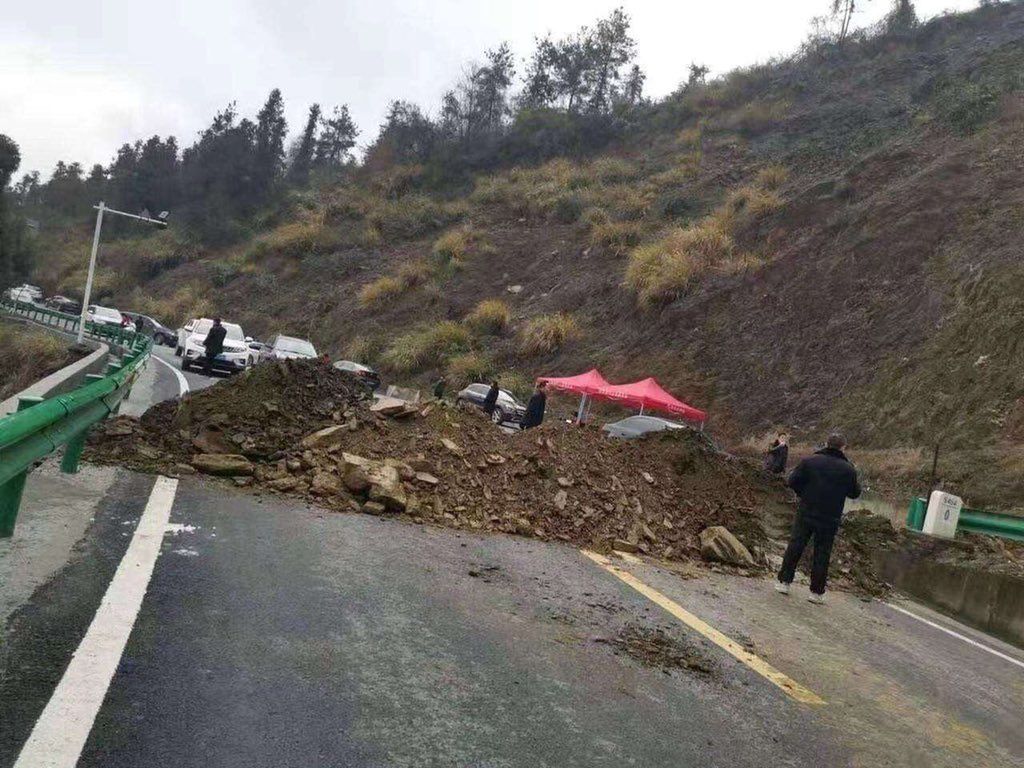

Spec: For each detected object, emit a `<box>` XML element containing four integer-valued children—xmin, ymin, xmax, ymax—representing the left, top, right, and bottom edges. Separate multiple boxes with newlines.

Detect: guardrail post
<box><xmin>0</xmin><ymin>396</ymin><xmax>45</xmax><ymax>538</ymax></box>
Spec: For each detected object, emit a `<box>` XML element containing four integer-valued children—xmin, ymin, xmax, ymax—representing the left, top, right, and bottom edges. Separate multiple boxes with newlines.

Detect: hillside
<box><xmin>28</xmin><ymin>2</ymin><xmax>1024</xmax><ymax>503</ymax></box>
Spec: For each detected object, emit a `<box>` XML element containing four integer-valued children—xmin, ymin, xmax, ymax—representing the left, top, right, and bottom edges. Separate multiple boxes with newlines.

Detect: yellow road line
<box><xmin>612</xmin><ymin>550</ymin><xmax>643</xmax><ymax>565</ymax></box>
<box><xmin>581</xmin><ymin>549</ymin><xmax>826</xmax><ymax>706</ymax></box>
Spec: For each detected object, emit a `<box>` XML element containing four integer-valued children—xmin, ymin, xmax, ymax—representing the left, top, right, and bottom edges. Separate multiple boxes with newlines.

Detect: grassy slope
<box><xmin>31</xmin><ymin>4</ymin><xmax>1024</xmax><ymax>505</ymax></box>
<box><xmin>0</xmin><ymin>322</ymin><xmax>82</xmax><ymax>401</ymax></box>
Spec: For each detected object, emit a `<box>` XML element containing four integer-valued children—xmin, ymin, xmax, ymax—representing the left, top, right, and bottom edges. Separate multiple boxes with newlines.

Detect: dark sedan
<box><xmin>123</xmin><ymin>312</ymin><xmax>176</xmax><ymax>347</ymax></box>
<box><xmin>456</xmin><ymin>383</ymin><xmax>526</xmax><ymax>426</ymax></box>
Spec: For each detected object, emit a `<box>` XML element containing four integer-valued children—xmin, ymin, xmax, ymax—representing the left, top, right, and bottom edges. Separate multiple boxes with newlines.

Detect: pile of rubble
<box><xmin>88</xmin><ymin>359</ymin><xmax>783</xmax><ymax>567</ymax></box>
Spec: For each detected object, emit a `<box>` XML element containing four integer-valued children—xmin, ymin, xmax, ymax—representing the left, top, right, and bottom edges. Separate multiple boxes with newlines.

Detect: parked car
<box><xmin>333</xmin><ymin>360</ymin><xmax>381</xmax><ymax>391</ymax></box>
<box><xmin>246</xmin><ymin>338</ymin><xmax>272</xmax><ymax>362</ymax></box>
<box><xmin>456</xmin><ymin>383</ymin><xmax>527</xmax><ymax>426</ymax></box>
<box><xmin>122</xmin><ymin>312</ymin><xmax>176</xmax><ymax>346</ymax></box>
<box><xmin>86</xmin><ymin>304</ymin><xmax>123</xmax><ymax>326</ymax></box>
<box><xmin>602</xmin><ymin>415</ymin><xmax>687</xmax><ymax>439</ymax></box>
<box><xmin>7</xmin><ymin>285</ymin><xmax>41</xmax><ymax>303</ymax></box>
<box><xmin>44</xmin><ymin>295</ymin><xmax>82</xmax><ymax>314</ymax></box>
<box><xmin>179</xmin><ymin>318</ymin><xmax>252</xmax><ymax>374</ymax></box>
<box><xmin>264</xmin><ymin>334</ymin><xmax>317</xmax><ymax>361</ymax></box>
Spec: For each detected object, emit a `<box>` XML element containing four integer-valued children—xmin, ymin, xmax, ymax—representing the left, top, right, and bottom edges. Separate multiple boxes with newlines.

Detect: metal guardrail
<box><xmin>905</xmin><ymin>497</ymin><xmax>1024</xmax><ymax>542</ymax></box>
<box><xmin>0</xmin><ymin>297</ymin><xmax>152</xmax><ymax>537</ymax></box>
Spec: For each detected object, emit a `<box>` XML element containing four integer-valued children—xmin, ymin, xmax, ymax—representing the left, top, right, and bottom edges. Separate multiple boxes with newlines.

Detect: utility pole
<box><xmin>75</xmin><ymin>202</ymin><xmax>169</xmax><ymax>345</ymax></box>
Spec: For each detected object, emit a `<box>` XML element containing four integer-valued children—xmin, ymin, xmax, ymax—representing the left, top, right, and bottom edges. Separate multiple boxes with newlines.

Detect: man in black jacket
<box><xmin>776</xmin><ymin>433</ymin><xmax>861</xmax><ymax>604</ymax></box>
<box><xmin>520</xmin><ymin>381</ymin><xmax>547</xmax><ymax>430</ymax></box>
<box><xmin>202</xmin><ymin>318</ymin><xmax>227</xmax><ymax>376</ymax></box>
<box><xmin>483</xmin><ymin>380</ymin><xmax>500</xmax><ymax>417</ymax></box>
<box><xmin>764</xmin><ymin>432</ymin><xmax>789</xmax><ymax>474</ymax></box>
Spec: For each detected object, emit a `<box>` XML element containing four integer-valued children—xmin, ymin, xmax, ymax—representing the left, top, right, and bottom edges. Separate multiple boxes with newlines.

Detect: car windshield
<box><xmin>93</xmin><ymin>306</ymin><xmax>121</xmax><ymax>321</ymax></box>
<box><xmin>498</xmin><ymin>390</ymin><xmax>520</xmax><ymax>406</ymax></box>
<box><xmin>275</xmin><ymin>337</ymin><xmax>316</xmax><ymax>356</ymax></box>
<box><xmin>193</xmin><ymin>320</ymin><xmax>244</xmax><ymax>341</ymax></box>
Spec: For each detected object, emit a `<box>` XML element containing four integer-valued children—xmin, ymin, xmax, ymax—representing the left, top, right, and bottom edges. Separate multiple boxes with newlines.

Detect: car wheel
<box><xmin>174</xmin><ymin>345</ymin><xmax>182</xmax><ymax>357</ymax></box>
<box><xmin>180</xmin><ymin>357</ymin><xmax>190</xmax><ymax>372</ymax></box>
<box><xmin>491</xmin><ymin>408</ymin><xmax>504</xmax><ymax>425</ymax></box>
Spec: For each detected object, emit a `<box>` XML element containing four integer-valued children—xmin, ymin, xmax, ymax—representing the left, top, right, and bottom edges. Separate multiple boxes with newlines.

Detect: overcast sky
<box><xmin>3</xmin><ymin>0</ymin><xmax>978</xmax><ymax>179</ymax></box>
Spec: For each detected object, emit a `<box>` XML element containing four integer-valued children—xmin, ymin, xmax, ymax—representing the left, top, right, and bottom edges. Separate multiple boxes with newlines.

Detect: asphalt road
<box><xmin>2</xmin><ymin>347</ymin><xmax>1024</xmax><ymax>767</ymax></box>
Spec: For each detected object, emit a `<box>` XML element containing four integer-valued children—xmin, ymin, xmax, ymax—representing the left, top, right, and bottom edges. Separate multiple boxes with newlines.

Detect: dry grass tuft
<box><xmin>358</xmin><ymin>276</ymin><xmax>405</xmax><ymax>308</ymax></box>
<box><xmin>625</xmin><ymin>221</ymin><xmax>738</xmax><ymax>305</ymax></box>
<box><xmin>446</xmin><ymin>351</ymin><xmax>495</xmax><ymax>384</ymax></box>
<box><xmin>465</xmin><ymin>299</ymin><xmax>512</xmax><ymax>335</ymax></box>
<box><xmin>755</xmin><ymin>164</ymin><xmax>789</xmax><ymax>190</ymax></box>
<box><xmin>589</xmin><ymin>221</ymin><xmax>644</xmax><ymax>255</ymax></box>
<box><xmin>518</xmin><ymin>313</ymin><xmax>582</xmax><ymax>355</ymax></box>
<box><xmin>380</xmin><ymin>321</ymin><xmax>472</xmax><ymax>373</ymax></box>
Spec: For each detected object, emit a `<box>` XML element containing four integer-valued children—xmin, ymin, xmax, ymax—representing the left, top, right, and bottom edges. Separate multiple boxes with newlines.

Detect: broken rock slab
<box><xmin>699</xmin><ymin>526</ymin><xmax>755</xmax><ymax>567</ymax></box>
<box><xmin>191</xmin><ymin>453</ymin><xmax>254</xmax><ymax>477</ymax></box>
<box><xmin>310</xmin><ymin>471</ymin><xmax>341</xmax><ymax>496</ymax></box>
<box><xmin>300</xmin><ymin>424</ymin><xmax>348</xmax><ymax>450</ymax></box>
<box><xmin>370</xmin><ymin>397</ymin><xmax>411</xmax><ymax>416</ymax></box>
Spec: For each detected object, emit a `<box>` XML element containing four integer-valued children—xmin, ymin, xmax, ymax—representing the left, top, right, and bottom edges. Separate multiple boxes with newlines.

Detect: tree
<box><xmin>885</xmin><ymin>0</ymin><xmax>917</xmax><ymax>32</ymax></box>
<box><xmin>521</xmin><ymin>36</ymin><xmax>558</xmax><ymax>109</ymax></box>
<box><xmin>366</xmin><ymin>101</ymin><xmax>434</xmax><ymax>168</ymax></box>
<box><xmin>620</xmin><ymin>64</ymin><xmax>645</xmax><ymax>106</ymax></box>
<box><xmin>469</xmin><ymin>43</ymin><xmax>516</xmax><ymax>133</ymax></box>
<box><xmin>549</xmin><ymin>29</ymin><xmax>593</xmax><ymax>113</ymax></box>
<box><xmin>585</xmin><ymin>8</ymin><xmax>636</xmax><ymax>112</ymax></box>
<box><xmin>0</xmin><ymin>135</ymin><xmax>32</xmax><ymax>288</ymax></box>
<box><xmin>687</xmin><ymin>63</ymin><xmax>710</xmax><ymax>89</ymax></box>
<box><xmin>830</xmin><ymin>0</ymin><xmax>857</xmax><ymax>44</ymax></box>
<box><xmin>253</xmin><ymin>88</ymin><xmax>287</xmax><ymax>197</ymax></box>
<box><xmin>313</xmin><ymin>105</ymin><xmax>358</xmax><ymax>170</ymax></box>
<box><xmin>287</xmin><ymin>103</ymin><xmax>321</xmax><ymax>186</ymax></box>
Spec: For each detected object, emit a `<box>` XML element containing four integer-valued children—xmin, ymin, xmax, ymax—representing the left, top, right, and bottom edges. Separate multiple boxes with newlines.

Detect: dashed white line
<box><xmin>884</xmin><ymin>601</ymin><xmax>1024</xmax><ymax>671</ymax></box>
<box><xmin>151</xmin><ymin>353</ymin><xmax>190</xmax><ymax>396</ymax></box>
<box><xmin>14</xmin><ymin>476</ymin><xmax>179</xmax><ymax>768</ymax></box>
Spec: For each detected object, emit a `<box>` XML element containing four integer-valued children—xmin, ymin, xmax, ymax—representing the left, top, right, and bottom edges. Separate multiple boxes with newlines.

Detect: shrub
<box><xmin>588</xmin><ymin>156</ymin><xmax>638</xmax><ymax>183</ymax></box>
<box><xmin>395</xmin><ymin>260</ymin><xmax>431</xmax><ymax>289</ymax></box>
<box><xmin>446</xmin><ymin>352</ymin><xmax>494</xmax><ymax>384</ymax></box>
<box><xmin>465</xmin><ymin>299</ymin><xmax>512</xmax><ymax>334</ymax></box>
<box><xmin>358</xmin><ymin>276</ymin><xmax>405</xmax><ymax>307</ymax></box>
<box><xmin>249</xmin><ymin>220</ymin><xmax>342</xmax><ymax>259</ymax></box>
<box><xmin>432</xmin><ymin>227</ymin><xmax>473</xmax><ymax>266</ymax></box>
<box><xmin>345</xmin><ymin>335</ymin><xmax>384</xmax><ymax>364</ymax></box>
<box><xmin>582</xmin><ymin>207</ymin><xmax>609</xmax><ymax>227</ymax></box>
<box><xmin>625</xmin><ymin>222</ymin><xmax>736</xmax><ymax>305</ymax></box>
<box><xmin>589</xmin><ymin>221</ymin><xmax>644</xmax><ymax>255</ymax></box>
<box><xmin>677</xmin><ymin>126</ymin><xmax>702</xmax><ymax>148</ymax></box>
<box><xmin>754</xmin><ymin>164</ymin><xmax>789</xmax><ymax>190</ymax></box>
<box><xmin>726</xmin><ymin>99</ymin><xmax>789</xmax><ymax>136</ymax></box>
<box><xmin>367</xmin><ymin>195</ymin><xmax>467</xmax><ymax>241</ymax></box>
<box><xmin>380</xmin><ymin>321</ymin><xmax>472</xmax><ymax>372</ymax></box>
<box><xmin>209</xmin><ymin>261</ymin><xmax>239</xmax><ymax>287</ymax></box>
<box><xmin>933</xmin><ymin>80</ymin><xmax>1001</xmax><ymax>135</ymax></box>
<box><xmin>518</xmin><ymin>313</ymin><xmax>582</xmax><ymax>355</ymax></box>
<box><xmin>495</xmin><ymin>370</ymin><xmax>533</xmax><ymax>401</ymax></box>
<box><xmin>709</xmin><ymin>186</ymin><xmax>783</xmax><ymax>234</ymax></box>
<box><xmin>552</xmin><ymin>194</ymin><xmax>584</xmax><ymax>224</ymax></box>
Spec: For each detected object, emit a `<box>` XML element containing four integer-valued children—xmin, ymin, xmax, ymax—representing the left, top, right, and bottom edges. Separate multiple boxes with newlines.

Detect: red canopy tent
<box><xmin>537</xmin><ymin>369</ymin><xmax>611</xmax><ymax>395</ymax></box>
<box><xmin>536</xmin><ymin>369</ymin><xmax>611</xmax><ymax>423</ymax></box>
<box><xmin>596</xmin><ymin>377</ymin><xmax>707</xmax><ymax>423</ymax></box>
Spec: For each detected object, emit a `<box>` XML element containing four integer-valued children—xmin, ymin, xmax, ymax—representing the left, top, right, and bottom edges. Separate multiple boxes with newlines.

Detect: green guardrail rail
<box><xmin>905</xmin><ymin>497</ymin><xmax>1024</xmax><ymax>542</ymax></box>
<box><xmin>0</xmin><ymin>297</ymin><xmax>152</xmax><ymax>537</ymax></box>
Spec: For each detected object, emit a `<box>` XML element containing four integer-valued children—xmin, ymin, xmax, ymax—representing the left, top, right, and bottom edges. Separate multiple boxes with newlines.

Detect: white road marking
<box><xmin>884</xmin><ymin>601</ymin><xmax>1024</xmax><ymax>671</ymax></box>
<box><xmin>14</xmin><ymin>476</ymin><xmax>179</xmax><ymax>768</ymax></box>
<box><xmin>151</xmin><ymin>353</ymin><xmax>190</xmax><ymax>396</ymax></box>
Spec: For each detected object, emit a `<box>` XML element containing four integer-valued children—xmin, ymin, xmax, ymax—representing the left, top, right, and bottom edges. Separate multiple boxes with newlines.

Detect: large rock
<box><xmin>310</xmin><ymin>471</ymin><xmax>341</xmax><ymax>496</ymax></box>
<box><xmin>192</xmin><ymin>425</ymin><xmax>233</xmax><ymax>455</ymax></box>
<box><xmin>343</xmin><ymin>464</ymin><xmax>371</xmax><ymax>493</ymax></box>
<box><xmin>370</xmin><ymin>397</ymin><xmax>410</xmax><ymax>416</ymax></box>
<box><xmin>191</xmin><ymin>453</ymin><xmax>253</xmax><ymax>477</ymax></box>
<box><xmin>301</xmin><ymin>424</ymin><xmax>348</xmax><ymax>449</ymax></box>
<box><xmin>699</xmin><ymin>526</ymin><xmax>755</xmax><ymax>567</ymax></box>
<box><xmin>367</xmin><ymin>463</ymin><xmax>407</xmax><ymax>511</ymax></box>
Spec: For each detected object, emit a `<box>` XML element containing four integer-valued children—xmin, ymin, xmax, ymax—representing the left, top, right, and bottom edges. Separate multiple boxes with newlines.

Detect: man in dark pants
<box><xmin>520</xmin><ymin>381</ymin><xmax>547</xmax><ymax>430</ymax></box>
<box><xmin>776</xmin><ymin>433</ymin><xmax>861</xmax><ymax>604</ymax></box>
<box><xmin>483</xmin><ymin>380</ymin><xmax>500</xmax><ymax>417</ymax></box>
<box><xmin>202</xmin><ymin>317</ymin><xmax>227</xmax><ymax>376</ymax></box>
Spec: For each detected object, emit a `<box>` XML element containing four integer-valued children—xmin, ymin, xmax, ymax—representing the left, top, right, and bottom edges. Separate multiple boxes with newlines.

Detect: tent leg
<box><xmin>639</xmin><ymin>404</ymin><xmax>645</xmax><ymax>416</ymax></box>
<box><xmin>576</xmin><ymin>394</ymin><xmax>587</xmax><ymax>424</ymax></box>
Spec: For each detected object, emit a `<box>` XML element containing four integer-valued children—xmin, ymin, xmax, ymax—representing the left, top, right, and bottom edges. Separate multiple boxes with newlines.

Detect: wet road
<box><xmin>1</xmin><ymin>348</ymin><xmax>1023</xmax><ymax>767</ymax></box>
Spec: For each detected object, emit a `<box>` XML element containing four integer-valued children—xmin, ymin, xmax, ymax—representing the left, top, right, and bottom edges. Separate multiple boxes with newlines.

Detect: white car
<box><xmin>180</xmin><ymin>318</ymin><xmax>252</xmax><ymax>374</ymax></box>
<box><xmin>7</xmin><ymin>285</ymin><xmax>42</xmax><ymax>303</ymax></box>
<box><xmin>86</xmin><ymin>304</ymin><xmax>124</xmax><ymax>326</ymax></box>
<box><xmin>264</xmin><ymin>334</ymin><xmax>317</xmax><ymax>361</ymax></box>
<box><xmin>602</xmin><ymin>415</ymin><xmax>687</xmax><ymax>439</ymax></box>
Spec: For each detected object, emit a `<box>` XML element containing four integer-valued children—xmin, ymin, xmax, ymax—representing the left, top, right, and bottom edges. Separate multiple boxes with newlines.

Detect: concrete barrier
<box><xmin>0</xmin><ymin>339</ymin><xmax>110</xmax><ymax>417</ymax></box>
<box><xmin>875</xmin><ymin>549</ymin><xmax>1024</xmax><ymax>649</ymax></box>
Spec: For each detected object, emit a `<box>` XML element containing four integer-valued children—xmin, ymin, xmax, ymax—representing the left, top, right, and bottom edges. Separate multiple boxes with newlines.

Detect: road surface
<box><xmin>1</xmin><ymin>348</ymin><xmax>1023</xmax><ymax>767</ymax></box>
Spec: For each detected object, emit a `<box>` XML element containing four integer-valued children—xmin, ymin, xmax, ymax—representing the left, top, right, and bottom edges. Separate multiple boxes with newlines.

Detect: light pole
<box><xmin>76</xmin><ymin>202</ymin><xmax>169</xmax><ymax>345</ymax></box>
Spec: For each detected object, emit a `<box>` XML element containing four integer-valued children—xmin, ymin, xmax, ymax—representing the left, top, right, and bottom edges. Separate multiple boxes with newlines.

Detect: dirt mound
<box><xmin>88</xmin><ymin>359</ymin><xmax>786</xmax><ymax>564</ymax></box>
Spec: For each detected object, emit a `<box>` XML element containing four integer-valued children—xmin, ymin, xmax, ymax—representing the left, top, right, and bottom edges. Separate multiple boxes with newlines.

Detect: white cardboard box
<box><xmin>922</xmin><ymin>491</ymin><xmax>962</xmax><ymax>539</ymax></box>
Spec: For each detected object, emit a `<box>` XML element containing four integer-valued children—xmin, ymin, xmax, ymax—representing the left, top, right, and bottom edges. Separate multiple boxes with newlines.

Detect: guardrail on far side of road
<box><xmin>0</xmin><ymin>297</ymin><xmax>153</xmax><ymax>537</ymax></box>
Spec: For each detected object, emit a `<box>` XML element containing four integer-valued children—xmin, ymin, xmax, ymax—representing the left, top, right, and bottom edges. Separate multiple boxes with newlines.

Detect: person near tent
<box><xmin>764</xmin><ymin>432</ymin><xmax>789</xmax><ymax>474</ymax></box>
<box><xmin>521</xmin><ymin>381</ymin><xmax>548</xmax><ymax>430</ymax></box>
<box><xmin>202</xmin><ymin>317</ymin><xmax>227</xmax><ymax>376</ymax></box>
<box><xmin>775</xmin><ymin>433</ymin><xmax>861</xmax><ymax>605</ymax></box>
<box><xmin>483</xmin><ymin>380</ymin><xmax>500</xmax><ymax>416</ymax></box>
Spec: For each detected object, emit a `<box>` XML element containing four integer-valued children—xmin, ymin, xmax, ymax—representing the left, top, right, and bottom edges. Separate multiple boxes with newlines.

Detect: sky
<box><xmin>2</xmin><ymin>0</ymin><xmax>979</xmax><ymax>180</ymax></box>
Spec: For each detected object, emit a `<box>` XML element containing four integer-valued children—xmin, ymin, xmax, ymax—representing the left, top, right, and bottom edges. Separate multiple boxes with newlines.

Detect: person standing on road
<box><xmin>202</xmin><ymin>317</ymin><xmax>227</xmax><ymax>376</ymax></box>
<box><xmin>520</xmin><ymin>381</ymin><xmax>548</xmax><ymax>430</ymax></box>
<box><xmin>775</xmin><ymin>433</ymin><xmax>861</xmax><ymax>604</ymax></box>
<box><xmin>764</xmin><ymin>432</ymin><xmax>789</xmax><ymax>474</ymax></box>
<box><xmin>483</xmin><ymin>380</ymin><xmax>500</xmax><ymax>417</ymax></box>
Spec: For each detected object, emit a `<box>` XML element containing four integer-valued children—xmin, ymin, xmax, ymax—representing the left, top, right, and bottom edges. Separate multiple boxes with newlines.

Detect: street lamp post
<box><xmin>76</xmin><ymin>201</ymin><xmax>168</xmax><ymax>345</ymax></box>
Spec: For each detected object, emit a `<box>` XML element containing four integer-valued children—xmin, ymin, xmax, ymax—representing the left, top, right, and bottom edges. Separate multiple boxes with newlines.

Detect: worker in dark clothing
<box><xmin>483</xmin><ymin>380</ymin><xmax>500</xmax><ymax>417</ymax></box>
<box><xmin>133</xmin><ymin>315</ymin><xmax>144</xmax><ymax>335</ymax></box>
<box><xmin>432</xmin><ymin>376</ymin><xmax>447</xmax><ymax>401</ymax></box>
<box><xmin>764</xmin><ymin>432</ymin><xmax>789</xmax><ymax>474</ymax></box>
<box><xmin>520</xmin><ymin>381</ymin><xmax>547</xmax><ymax>430</ymax></box>
<box><xmin>776</xmin><ymin>433</ymin><xmax>861</xmax><ymax>604</ymax></box>
<box><xmin>202</xmin><ymin>317</ymin><xmax>227</xmax><ymax>376</ymax></box>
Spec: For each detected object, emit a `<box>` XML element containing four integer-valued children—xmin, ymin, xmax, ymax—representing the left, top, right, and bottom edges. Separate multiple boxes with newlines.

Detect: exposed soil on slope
<box><xmin>0</xmin><ymin>322</ymin><xmax>86</xmax><ymax>401</ymax></box>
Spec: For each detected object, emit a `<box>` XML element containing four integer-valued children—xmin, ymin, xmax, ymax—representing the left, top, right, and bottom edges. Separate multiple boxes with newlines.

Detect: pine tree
<box><xmin>314</xmin><ymin>105</ymin><xmax>358</xmax><ymax>170</ymax></box>
<box><xmin>287</xmin><ymin>103</ymin><xmax>321</xmax><ymax>186</ymax></box>
<box><xmin>253</xmin><ymin>88</ymin><xmax>287</xmax><ymax>197</ymax></box>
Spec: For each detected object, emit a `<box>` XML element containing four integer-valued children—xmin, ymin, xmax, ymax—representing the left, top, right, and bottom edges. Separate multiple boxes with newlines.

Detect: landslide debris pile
<box><xmin>87</xmin><ymin>359</ymin><xmax>783</xmax><ymax>564</ymax></box>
